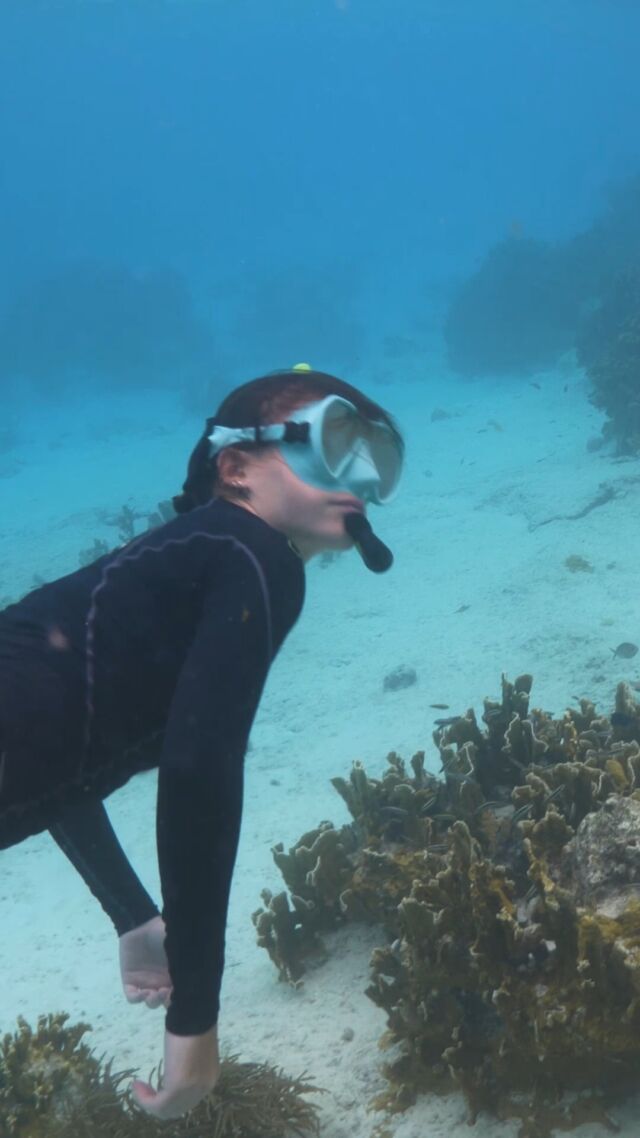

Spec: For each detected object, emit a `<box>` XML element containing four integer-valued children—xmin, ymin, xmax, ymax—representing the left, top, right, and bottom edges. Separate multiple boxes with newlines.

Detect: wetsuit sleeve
<box><xmin>48</xmin><ymin>796</ymin><xmax>160</xmax><ymax>935</ymax></box>
<box><xmin>157</xmin><ymin>548</ymin><xmax>274</xmax><ymax>1037</ymax></box>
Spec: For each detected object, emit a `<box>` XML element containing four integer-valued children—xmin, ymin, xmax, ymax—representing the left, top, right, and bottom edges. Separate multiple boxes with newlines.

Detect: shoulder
<box><xmin>175</xmin><ymin>498</ymin><xmax>306</xmax><ymax>616</ymax></box>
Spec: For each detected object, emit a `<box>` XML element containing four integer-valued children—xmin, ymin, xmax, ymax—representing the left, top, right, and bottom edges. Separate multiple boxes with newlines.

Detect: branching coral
<box><xmin>258</xmin><ymin>675</ymin><xmax>640</xmax><ymax>1137</ymax></box>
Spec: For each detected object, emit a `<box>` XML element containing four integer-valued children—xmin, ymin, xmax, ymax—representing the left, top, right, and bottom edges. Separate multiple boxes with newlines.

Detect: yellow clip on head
<box><xmin>292</xmin><ymin>362</ymin><xmax>312</xmax><ymax>372</ymax></box>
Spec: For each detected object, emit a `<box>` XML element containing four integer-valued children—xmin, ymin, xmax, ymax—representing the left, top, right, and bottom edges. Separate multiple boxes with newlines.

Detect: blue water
<box><xmin>2</xmin><ymin>3</ymin><xmax>640</xmax><ymax>1137</ymax></box>
<box><xmin>2</xmin><ymin>0</ymin><xmax>639</xmax><ymax>383</ymax></box>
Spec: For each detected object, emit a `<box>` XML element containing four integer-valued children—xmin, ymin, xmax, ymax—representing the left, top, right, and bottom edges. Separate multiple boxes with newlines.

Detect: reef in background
<box><xmin>255</xmin><ymin>674</ymin><xmax>640</xmax><ymax>1138</ymax></box>
<box><xmin>576</xmin><ymin>270</ymin><xmax>640</xmax><ymax>455</ymax></box>
<box><xmin>0</xmin><ymin>260</ymin><xmax>216</xmax><ymax>395</ymax></box>
<box><xmin>442</xmin><ymin>172</ymin><xmax>640</xmax><ymax>398</ymax></box>
<box><xmin>443</xmin><ymin>237</ymin><xmax>587</xmax><ymax>377</ymax></box>
<box><xmin>0</xmin><ymin>1012</ymin><xmax>322</xmax><ymax>1138</ymax></box>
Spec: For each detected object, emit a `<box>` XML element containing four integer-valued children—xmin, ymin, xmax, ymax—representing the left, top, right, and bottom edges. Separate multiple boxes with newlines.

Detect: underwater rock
<box><xmin>564</xmin><ymin>554</ymin><xmax>593</xmax><ymax>573</ymax></box>
<box><xmin>566</xmin><ymin>795</ymin><xmax>640</xmax><ymax>915</ymax></box>
<box><xmin>383</xmin><ymin>665</ymin><xmax>417</xmax><ymax>692</ymax></box>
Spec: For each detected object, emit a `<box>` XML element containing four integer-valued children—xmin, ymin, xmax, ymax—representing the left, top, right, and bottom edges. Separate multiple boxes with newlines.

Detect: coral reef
<box><xmin>443</xmin><ymin>173</ymin><xmax>640</xmax><ymax>385</ymax></box>
<box><xmin>0</xmin><ymin>260</ymin><xmax>215</xmax><ymax>393</ymax></box>
<box><xmin>0</xmin><ymin>1012</ymin><xmax>321</xmax><ymax>1138</ymax></box>
<box><xmin>258</xmin><ymin>675</ymin><xmax>640</xmax><ymax>1137</ymax></box>
<box><xmin>576</xmin><ymin>271</ymin><xmax>640</xmax><ymax>454</ymax></box>
<box><xmin>251</xmin><ymin>821</ymin><xmax>356</xmax><ymax>983</ymax></box>
<box><xmin>443</xmin><ymin>237</ymin><xmax>589</xmax><ymax>377</ymax></box>
<box><xmin>0</xmin><ymin>1013</ymin><xmax>132</xmax><ymax>1137</ymax></box>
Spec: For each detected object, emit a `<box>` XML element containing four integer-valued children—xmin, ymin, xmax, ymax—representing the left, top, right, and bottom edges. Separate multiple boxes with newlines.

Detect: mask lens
<box><xmin>321</xmin><ymin>401</ymin><xmax>361</xmax><ymax>473</ymax></box>
<box><xmin>366</xmin><ymin>429</ymin><xmax>402</xmax><ymax>500</ymax></box>
<box><xmin>321</xmin><ymin>400</ymin><xmax>402</xmax><ymax>500</ymax></box>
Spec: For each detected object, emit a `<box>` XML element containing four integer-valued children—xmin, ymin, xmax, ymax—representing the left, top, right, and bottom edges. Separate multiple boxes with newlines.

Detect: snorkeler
<box><xmin>0</xmin><ymin>367</ymin><xmax>403</xmax><ymax>1120</ymax></box>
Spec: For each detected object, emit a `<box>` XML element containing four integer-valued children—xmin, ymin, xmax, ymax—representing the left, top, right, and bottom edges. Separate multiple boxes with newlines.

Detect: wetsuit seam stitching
<box><xmin>83</xmin><ymin>532</ymin><xmax>274</xmax><ymax>759</ymax></box>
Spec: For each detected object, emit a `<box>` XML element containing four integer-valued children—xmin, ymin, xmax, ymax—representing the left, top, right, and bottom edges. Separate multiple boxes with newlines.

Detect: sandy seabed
<box><xmin>2</xmin><ymin>356</ymin><xmax>640</xmax><ymax>1137</ymax></box>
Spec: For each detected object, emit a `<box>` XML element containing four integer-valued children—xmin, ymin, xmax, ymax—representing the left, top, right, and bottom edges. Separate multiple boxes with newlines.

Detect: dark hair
<box><xmin>173</xmin><ymin>368</ymin><xmax>403</xmax><ymax>513</ymax></box>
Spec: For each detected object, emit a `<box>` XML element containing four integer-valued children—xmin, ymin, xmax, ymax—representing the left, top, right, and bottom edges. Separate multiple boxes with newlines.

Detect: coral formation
<box><xmin>0</xmin><ymin>1012</ymin><xmax>321</xmax><ymax>1138</ymax></box>
<box><xmin>443</xmin><ymin>174</ymin><xmax>640</xmax><ymax>387</ymax></box>
<box><xmin>0</xmin><ymin>1013</ymin><xmax>132</xmax><ymax>1137</ymax></box>
<box><xmin>258</xmin><ymin>674</ymin><xmax>640</xmax><ymax>1137</ymax></box>
<box><xmin>251</xmin><ymin>821</ymin><xmax>356</xmax><ymax>983</ymax></box>
<box><xmin>576</xmin><ymin>271</ymin><xmax>640</xmax><ymax>454</ymax></box>
<box><xmin>443</xmin><ymin>237</ymin><xmax>588</xmax><ymax>377</ymax></box>
<box><xmin>0</xmin><ymin>261</ymin><xmax>215</xmax><ymax>393</ymax></box>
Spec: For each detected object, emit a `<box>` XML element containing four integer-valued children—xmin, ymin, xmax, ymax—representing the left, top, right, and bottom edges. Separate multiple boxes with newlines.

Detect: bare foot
<box><xmin>119</xmin><ymin>915</ymin><xmax>172</xmax><ymax>1009</ymax></box>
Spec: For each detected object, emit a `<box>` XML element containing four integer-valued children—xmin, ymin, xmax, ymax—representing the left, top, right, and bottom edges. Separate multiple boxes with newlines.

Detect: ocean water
<box><xmin>1</xmin><ymin>2</ymin><xmax>640</xmax><ymax>1136</ymax></box>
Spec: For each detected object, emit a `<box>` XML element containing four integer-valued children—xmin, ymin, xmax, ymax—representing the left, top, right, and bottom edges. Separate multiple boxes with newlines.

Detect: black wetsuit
<box><xmin>0</xmin><ymin>498</ymin><xmax>305</xmax><ymax>1035</ymax></box>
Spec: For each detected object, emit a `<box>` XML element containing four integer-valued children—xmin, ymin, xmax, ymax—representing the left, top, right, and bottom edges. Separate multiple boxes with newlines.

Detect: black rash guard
<box><xmin>0</xmin><ymin>498</ymin><xmax>305</xmax><ymax>1035</ymax></box>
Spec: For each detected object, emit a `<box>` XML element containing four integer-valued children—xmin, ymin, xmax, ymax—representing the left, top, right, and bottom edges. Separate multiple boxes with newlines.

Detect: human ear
<box><xmin>215</xmin><ymin>448</ymin><xmax>252</xmax><ymax>500</ymax></box>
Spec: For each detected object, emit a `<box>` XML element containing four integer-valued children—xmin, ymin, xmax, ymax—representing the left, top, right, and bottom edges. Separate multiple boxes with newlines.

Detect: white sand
<box><xmin>2</xmin><ymin>357</ymin><xmax>640</xmax><ymax>1136</ymax></box>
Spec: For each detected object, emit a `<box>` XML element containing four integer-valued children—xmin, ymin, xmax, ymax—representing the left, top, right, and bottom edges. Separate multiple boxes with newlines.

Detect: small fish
<box><xmin>454</xmin><ymin>604</ymin><xmax>470</xmax><ymax>614</ymax></box>
<box><xmin>529</xmin><ymin>382</ymin><xmax>541</xmax><ymax>390</ymax></box>
<box><xmin>433</xmin><ymin>715</ymin><xmax>462</xmax><ymax>727</ymax></box>
<box><xmin>512</xmin><ymin>801</ymin><xmax>534</xmax><ymax>823</ymax></box>
<box><xmin>430</xmin><ymin>702</ymin><xmax>450</xmax><ymax>710</ymax></box>
<box><xmin>545</xmin><ymin>786</ymin><xmax>564</xmax><ymax>806</ymax></box>
<box><xmin>612</xmin><ymin>642</ymin><xmax>639</xmax><ymax>659</ymax></box>
<box><xmin>473</xmin><ymin>800</ymin><xmax>504</xmax><ymax>814</ymax></box>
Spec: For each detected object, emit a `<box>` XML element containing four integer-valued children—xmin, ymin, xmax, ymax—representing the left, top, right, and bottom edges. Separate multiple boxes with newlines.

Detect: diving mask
<box><xmin>207</xmin><ymin>395</ymin><xmax>403</xmax><ymax>505</ymax></box>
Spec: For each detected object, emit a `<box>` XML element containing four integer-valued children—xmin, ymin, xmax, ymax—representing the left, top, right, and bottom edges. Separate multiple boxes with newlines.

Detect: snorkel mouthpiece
<box><xmin>344</xmin><ymin>512</ymin><xmax>394</xmax><ymax>573</ymax></box>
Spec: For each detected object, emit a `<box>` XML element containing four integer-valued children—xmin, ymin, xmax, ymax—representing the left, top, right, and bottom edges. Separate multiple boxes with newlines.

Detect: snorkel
<box><xmin>343</xmin><ymin>511</ymin><xmax>394</xmax><ymax>573</ymax></box>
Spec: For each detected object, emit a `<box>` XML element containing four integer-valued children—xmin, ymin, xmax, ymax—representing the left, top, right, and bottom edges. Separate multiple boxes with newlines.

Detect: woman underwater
<box><xmin>0</xmin><ymin>366</ymin><xmax>404</xmax><ymax>1119</ymax></box>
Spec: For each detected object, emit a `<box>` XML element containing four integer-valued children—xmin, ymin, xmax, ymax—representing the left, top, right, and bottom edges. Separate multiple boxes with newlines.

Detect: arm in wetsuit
<box><xmin>49</xmin><ymin>796</ymin><xmax>159</xmax><ymax>934</ymax></box>
<box><xmin>157</xmin><ymin>542</ymin><xmax>278</xmax><ymax>1036</ymax></box>
<box><xmin>44</xmin><ymin>520</ymin><xmax>303</xmax><ymax>1036</ymax></box>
